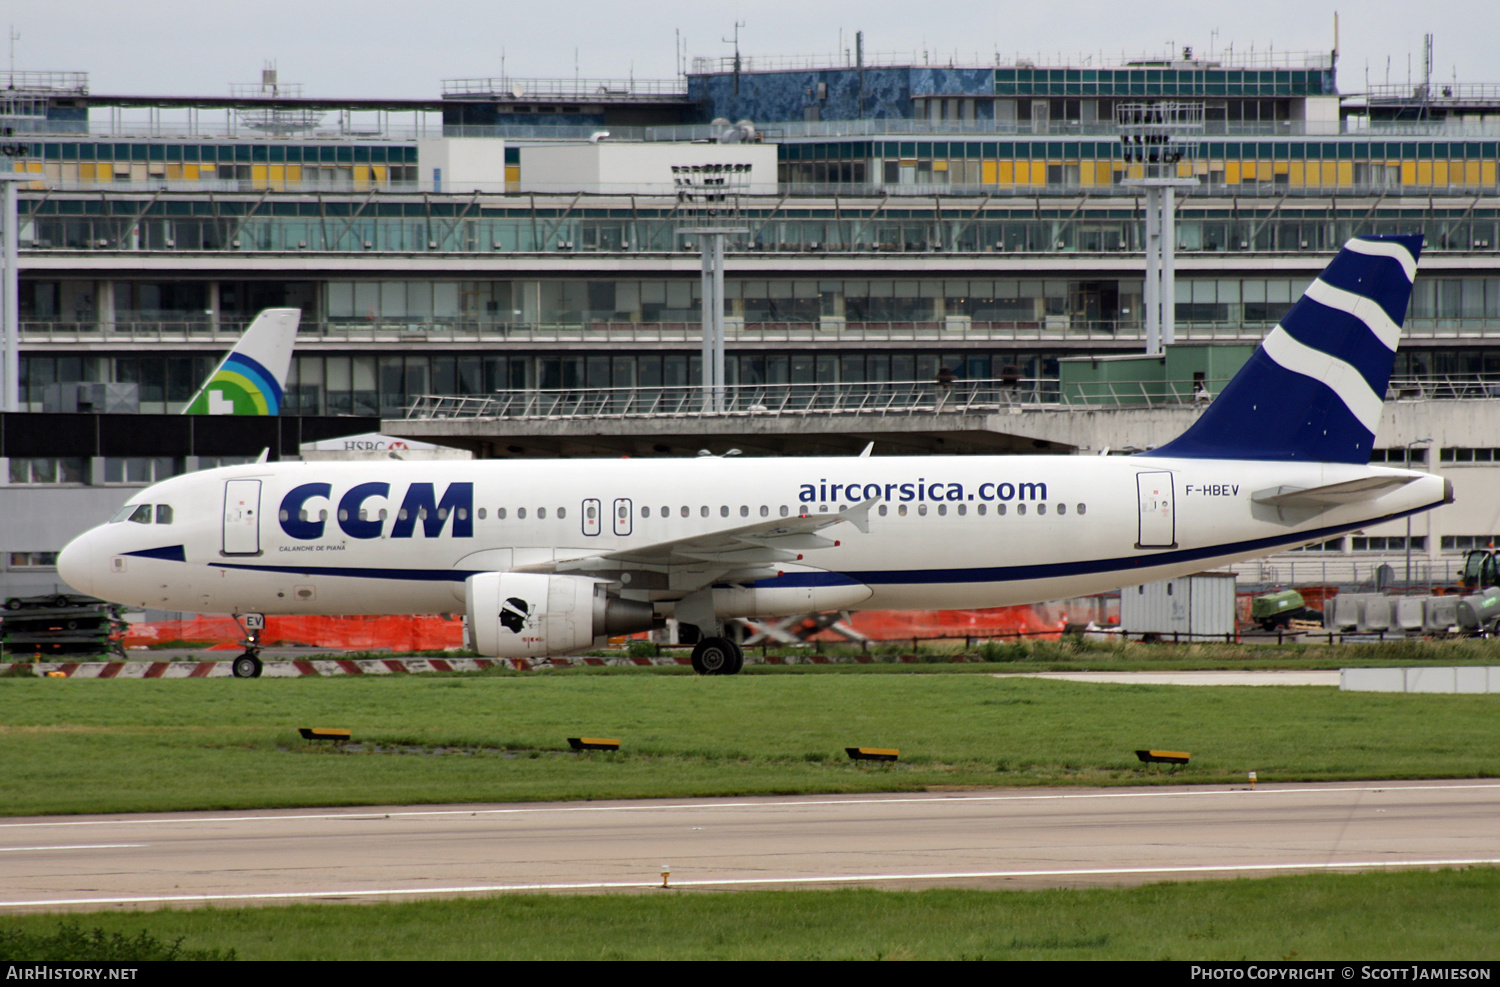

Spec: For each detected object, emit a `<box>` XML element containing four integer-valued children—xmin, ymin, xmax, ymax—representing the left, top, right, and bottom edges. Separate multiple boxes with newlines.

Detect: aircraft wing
<box><xmin>510</xmin><ymin>499</ymin><xmax>876</xmax><ymax>587</ymax></box>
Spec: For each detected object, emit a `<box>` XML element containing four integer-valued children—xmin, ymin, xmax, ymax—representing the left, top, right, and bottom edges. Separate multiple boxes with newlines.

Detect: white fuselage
<box><xmin>59</xmin><ymin>455</ymin><xmax>1449</xmax><ymax>620</ymax></box>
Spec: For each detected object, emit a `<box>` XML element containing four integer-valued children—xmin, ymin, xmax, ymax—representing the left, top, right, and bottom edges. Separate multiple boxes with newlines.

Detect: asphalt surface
<box><xmin>4</xmin><ymin>780</ymin><xmax>1499</xmax><ymax>911</ymax></box>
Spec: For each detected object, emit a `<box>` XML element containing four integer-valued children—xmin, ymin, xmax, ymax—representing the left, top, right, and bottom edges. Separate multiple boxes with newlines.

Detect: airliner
<box><xmin>58</xmin><ymin>235</ymin><xmax>1450</xmax><ymax>677</ymax></box>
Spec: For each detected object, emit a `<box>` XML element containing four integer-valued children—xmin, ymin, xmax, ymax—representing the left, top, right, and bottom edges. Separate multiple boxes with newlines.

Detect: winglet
<box><xmin>184</xmin><ymin>308</ymin><xmax>300</xmax><ymax>415</ymax></box>
<box><xmin>858</xmin><ymin>442</ymin><xmax>874</xmax><ymax>458</ymax></box>
<box><xmin>836</xmin><ymin>497</ymin><xmax>879</xmax><ymax>535</ymax></box>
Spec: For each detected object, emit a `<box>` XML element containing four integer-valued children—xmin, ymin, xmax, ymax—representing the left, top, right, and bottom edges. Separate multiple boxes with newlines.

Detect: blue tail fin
<box><xmin>1150</xmin><ymin>233</ymin><xmax>1422</xmax><ymax>463</ymax></box>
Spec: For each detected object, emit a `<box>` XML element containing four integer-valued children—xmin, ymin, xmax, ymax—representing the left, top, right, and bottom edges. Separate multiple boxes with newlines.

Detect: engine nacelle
<box><xmin>464</xmin><ymin>572</ymin><xmax>655</xmax><ymax>658</ymax></box>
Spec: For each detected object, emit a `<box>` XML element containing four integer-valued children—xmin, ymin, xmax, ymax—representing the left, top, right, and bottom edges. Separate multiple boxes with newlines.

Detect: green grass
<box><xmin>3</xmin><ymin>667</ymin><xmax>1499</xmax><ymax>815</ymax></box>
<box><xmin>4</xmin><ymin>869</ymin><xmax>1497</xmax><ymax>960</ymax></box>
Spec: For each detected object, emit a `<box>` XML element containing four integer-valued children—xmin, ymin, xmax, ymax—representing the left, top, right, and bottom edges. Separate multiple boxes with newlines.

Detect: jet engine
<box><xmin>464</xmin><ymin>572</ymin><xmax>655</xmax><ymax>657</ymax></box>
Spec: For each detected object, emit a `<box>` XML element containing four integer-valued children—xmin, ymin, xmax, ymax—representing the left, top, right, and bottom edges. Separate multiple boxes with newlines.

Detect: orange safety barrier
<box><xmin>125</xmin><ymin>614</ymin><xmax>464</xmax><ymax>652</ymax></box>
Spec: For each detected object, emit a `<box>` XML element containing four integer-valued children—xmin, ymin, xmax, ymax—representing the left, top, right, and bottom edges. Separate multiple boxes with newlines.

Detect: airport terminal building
<box><xmin>6</xmin><ymin>47</ymin><xmax>1500</xmax><ymax>598</ymax></box>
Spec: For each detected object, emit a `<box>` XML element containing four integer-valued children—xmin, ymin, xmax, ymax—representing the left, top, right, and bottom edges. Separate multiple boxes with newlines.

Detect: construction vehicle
<box><xmin>1459</xmin><ymin>549</ymin><xmax>1500</xmax><ymax>591</ymax></box>
<box><xmin>1250</xmin><ymin>589</ymin><xmax>1324</xmax><ymax>632</ymax></box>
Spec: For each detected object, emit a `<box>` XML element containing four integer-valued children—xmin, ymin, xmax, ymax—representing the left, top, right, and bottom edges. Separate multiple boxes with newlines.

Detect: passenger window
<box><xmin>937</xmin><ymin>504</ymin><xmax>947</xmax><ymax>516</ymax></box>
<box><xmin>1077</xmin><ymin>504</ymin><xmax>1087</xmax><ymax>515</ymax></box>
<box><xmin>878</xmin><ymin>504</ymin><xmax>888</xmax><ymax>516</ymax></box>
<box><xmin>518</xmin><ymin>508</ymin><xmax>527</xmax><ymax>519</ymax></box>
<box><xmin>1057</xmin><ymin>504</ymin><xmax>1066</xmax><ymax>516</ymax></box>
<box><xmin>997</xmin><ymin>504</ymin><xmax>1007</xmax><ymax>516</ymax></box>
<box><xmin>128</xmin><ymin>504</ymin><xmax>153</xmax><ymax>524</ymax></box>
<box><xmin>779</xmin><ymin>505</ymin><xmax>789</xmax><ymax>517</ymax></box>
<box><xmin>641</xmin><ymin>506</ymin><xmax>651</xmax><ymax>518</ymax></box>
<box><xmin>1036</xmin><ymin>504</ymin><xmax>1046</xmax><ymax>516</ymax></box>
<box><xmin>660</xmin><ymin>506</ymin><xmax>668</xmax><ymax>517</ymax></box>
<box><xmin>918</xmin><ymin>504</ymin><xmax>928</xmax><ymax>516</ymax></box>
<box><xmin>557</xmin><ymin>507</ymin><xmax>565</xmax><ymax>519</ymax></box>
<box><xmin>700</xmin><ymin>506</ymin><xmax>709</xmax><ymax>517</ymax></box>
<box><xmin>740</xmin><ymin>505</ymin><xmax>749</xmax><ymax>517</ymax></box>
<box><xmin>498</xmin><ymin>508</ymin><xmax>507</xmax><ymax>519</ymax></box>
<box><xmin>537</xmin><ymin>507</ymin><xmax>546</xmax><ymax>519</ymax></box>
<box><xmin>957</xmin><ymin>504</ymin><xmax>966</xmax><ymax>516</ymax></box>
<box><xmin>977</xmin><ymin>504</ymin><xmax>986</xmax><ymax>516</ymax></box>
<box><xmin>155</xmin><ymin>504</ymin><xmax>173</xmax><ymax>525</ymax></box>
<box><xmin>681</xmin><ymin>506</ymin><xmax>689</xmax><ymax>518</ymax></box>
<box><xmin>1017</xmin><ymin>504</ymin><xmax>1027</xmax><ymax>516</ymax></box>
<box><xmin>720</xmin><ymin>506</ymin><xmax>729</xmax><ymax>517</ymax></box>
<box><xmin>898</xmin><ymin>504</ymin><xmax>908</xmax><ymax>516</ymax></box>
<box><xmin>760</xmin><ymin>505</ymin><xmax>768</xmax><ymax>517</ymax></box>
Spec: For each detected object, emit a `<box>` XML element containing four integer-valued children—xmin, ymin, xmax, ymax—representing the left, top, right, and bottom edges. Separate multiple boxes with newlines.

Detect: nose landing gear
<box><xmin>230</xmin><ymin>613</ymin><xmax>266</xmax><ymax>678</ymax></box>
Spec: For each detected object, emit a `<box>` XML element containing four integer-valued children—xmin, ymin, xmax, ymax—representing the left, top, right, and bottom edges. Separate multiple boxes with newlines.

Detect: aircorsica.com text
<box><xmin>1189</xmin><ymin>968</ymin><xmax>1490</xmax><ymax>981</ymax></box>
<box><xmin>798</xmin><ymin>479</ymin><xmax>1047</xmax><ymax>504</ymax></box>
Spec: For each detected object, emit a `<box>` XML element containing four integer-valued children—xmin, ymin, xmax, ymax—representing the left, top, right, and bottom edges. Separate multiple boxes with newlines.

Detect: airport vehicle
<box><xmin>57</xmin><ymin>236</ymin><xmax>1451</xmax><ymax>677</ymax></box>
<box><xmin>1250</xmin><ymin>590</ymin><xmax>1324</xmax><ymax>631</ymax></box>
<box><xmin>183</xmin><ymin>308</ymin><xmax>300</xmax><ymax>415</ymax></box>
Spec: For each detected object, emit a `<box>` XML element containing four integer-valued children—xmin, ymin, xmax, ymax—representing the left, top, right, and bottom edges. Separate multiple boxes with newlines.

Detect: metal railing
<box><xmin>26</xmin><ymin>319</ymin><xmax>1500</xmax><ymax>348</ymax></box>
<box><xmin>403</xmin><ymin>372</ymin><xmax>1500</xmax><ymax>422</ymax></box>
<box><xmin>405</xmin><ymin>379</ymin><xmax>1056</xmax><ymax>419</ymax></box>
<box><xmin>441</xmin><ymin>77</ymin><xmax>687</xmax><ymax>99</ymax></box>
<box><xmin>18</xmin><ymin>318</ymin><xmax>1246</xmax><ymax>346</ymax></box>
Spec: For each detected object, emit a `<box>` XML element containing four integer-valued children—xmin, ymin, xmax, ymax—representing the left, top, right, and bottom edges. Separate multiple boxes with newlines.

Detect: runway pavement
<box><xmin>4</xmin><ymin>780</ymin><xmax>1500</xmax><ymax>911</ymax></box>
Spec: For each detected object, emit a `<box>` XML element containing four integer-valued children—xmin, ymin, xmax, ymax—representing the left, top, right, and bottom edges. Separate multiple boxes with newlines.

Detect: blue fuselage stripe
<box><xmin>203</xmin><ymin>502</ymin><xmax>1439</xmax><ymax>590</ymax></box>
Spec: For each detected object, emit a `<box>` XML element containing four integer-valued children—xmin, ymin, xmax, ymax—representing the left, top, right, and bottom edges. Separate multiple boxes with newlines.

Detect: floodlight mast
<box><xmin>673</xmin><ymin>162</ymin><xmax>750</xmax><ymax>412</ymax></box>
<box><xmin>0</xmin><ymin>171</ymin><xmax>28</xmax><ymax>413</ymax></box>
<box><xmin>1117</xmin><ymin>101</ymin><xmax>1203</xmax><ymax>356</ymax></box>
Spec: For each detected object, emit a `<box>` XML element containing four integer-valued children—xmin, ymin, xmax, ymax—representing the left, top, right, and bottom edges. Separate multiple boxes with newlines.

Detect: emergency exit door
<box><xmin>222</xmin><ymin>479</ymin><xmax>262</xmax><ymax>555</ymax></box>
<box><xmin>1136</xmin><ymin>471</ymin><xmax>1176</xmax><ymax>549</ymax></box>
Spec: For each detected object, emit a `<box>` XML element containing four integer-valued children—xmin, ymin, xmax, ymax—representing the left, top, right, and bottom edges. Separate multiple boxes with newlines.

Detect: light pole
<box><xmin>0</xmin><ymin>172</ymin><xmax>29</xmax><ymax>413</ymax></box>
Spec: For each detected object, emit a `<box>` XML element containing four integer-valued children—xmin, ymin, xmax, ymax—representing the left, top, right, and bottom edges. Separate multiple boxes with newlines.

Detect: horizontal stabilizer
<box><xmin>1252</xmin><ymin>475</ymin><xmax>1417</xmax><ymax>508</ymax></box>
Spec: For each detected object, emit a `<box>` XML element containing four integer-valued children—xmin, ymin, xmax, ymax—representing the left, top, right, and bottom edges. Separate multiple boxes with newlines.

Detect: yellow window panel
<box><xmin>1415</xmin><ymin>161</ymin><xmax>1433</xmax><ymax>186</ymax></box>
<box><xmin>1431</xmin><ymin>161</ymin><xmax>1448</xmax><ymax>186</ymax></box>
<box><xmin>1029</xmin><ymin>161</ymin><xmax>1046</xmax><ymax>184</ymax></box>
<box><xmin>1288</xmin><ymin>162</ymin><xmax>1305</xmax><ymax>185</ymax></box>
<box><xmin>931</xmin><ymin>160</ymin><xmax>947</xmax><ymax>171</ymax></box>
<box><xmin>1225</xmin><ymin>162</ymin><xmax>1241</xmax><ymax>183</ymax></box>
<box><xmin>1481</xmin><ymin>162</ymin><xmax>1496</xmax><ymax>186</ymax></box>
<box><xmin>287</xmin><ymin>164</ymin><xmax>302</xmax><ymax>182</ymax></box>
<box><xmin>1401</xmin><ymin>161</ymin><xmax>1417</xmax><ymax>184</ymax></box>
<box><xmin>995</xmin><ymin>161</ymin><xmax>1013</xmax><ymax>185</ymax></box>
<box><xmin>981</xmin><ymin>160</ymin><xmax>998</xmax><ymax>185</ymax></box>
<box><xmin>1336</xmin><ymin>161</ymin><xmax>1353</xmax><ymax>186</ymax></box>
<box><xmin>1464</xmin><ymin>161</ymin><xmax>1481</xmax><ymax>185</ymax></box>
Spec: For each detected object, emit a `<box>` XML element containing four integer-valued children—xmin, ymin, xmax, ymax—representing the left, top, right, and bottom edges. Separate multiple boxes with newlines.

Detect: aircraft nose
<box><xmin>57</xmin><ymin>529</ymin><xmax>98</xmax><ymax>597</ymax></box>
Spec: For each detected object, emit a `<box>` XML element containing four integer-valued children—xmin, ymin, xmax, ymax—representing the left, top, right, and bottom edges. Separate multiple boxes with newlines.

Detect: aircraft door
<box><xmin>223</xmin><ymin>479</ymin><xmax>262</xmax><ymax>555</ymax></box>
<box><xmin>613</xmin><ymin>498</ymin><xmax>633</xmax><ymax>536</ymax></box>
<box><xmin>582</xmin><ymin>498</ymin><xmax>601</xmax><ymax>536</ymax></box>
<box><xmin>1136</xmin><ymin>471</ymin><xmax>1176</xmax><ymax>549</ymax></box>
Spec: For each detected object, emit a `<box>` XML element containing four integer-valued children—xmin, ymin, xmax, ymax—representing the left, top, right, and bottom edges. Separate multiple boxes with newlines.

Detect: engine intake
<box><xmin>465</xmin><ymin>572</ymin><xmax>655</xmax><ymax>657</ymax></box>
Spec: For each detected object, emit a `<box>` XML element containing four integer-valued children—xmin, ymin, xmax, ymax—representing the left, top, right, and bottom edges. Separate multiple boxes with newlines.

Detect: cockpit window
<box><xmin>110</xmin><ymin>504</ymin><xmax>141</xmax><ymax>523</ymax></box>
<box><xmin>127</xmin><ymin>504</ymin><xmax>153</xmax><ymax>524</ymax></box>
<box><xmin>155</xmin><ymin>504</ymin><xmax>173</xmax><ymax>525</ymax></box>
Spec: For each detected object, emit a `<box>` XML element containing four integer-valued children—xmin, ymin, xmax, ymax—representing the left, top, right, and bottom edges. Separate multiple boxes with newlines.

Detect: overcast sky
<box><xmin>8</xmin><ymin>1</ymin><xmax>1489</xmax><ymax>98</ymax></box>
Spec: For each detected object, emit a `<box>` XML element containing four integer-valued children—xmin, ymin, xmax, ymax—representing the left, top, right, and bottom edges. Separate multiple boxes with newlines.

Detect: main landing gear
<box><xmin>230</xmin><ymin>612</ymin><xmax>266</xmax><ymax>678</ymax></box>
<box><xmin>691</xmin><ymin>636</ymin><xmax>744</xmax><ymax>676</ymax></box>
